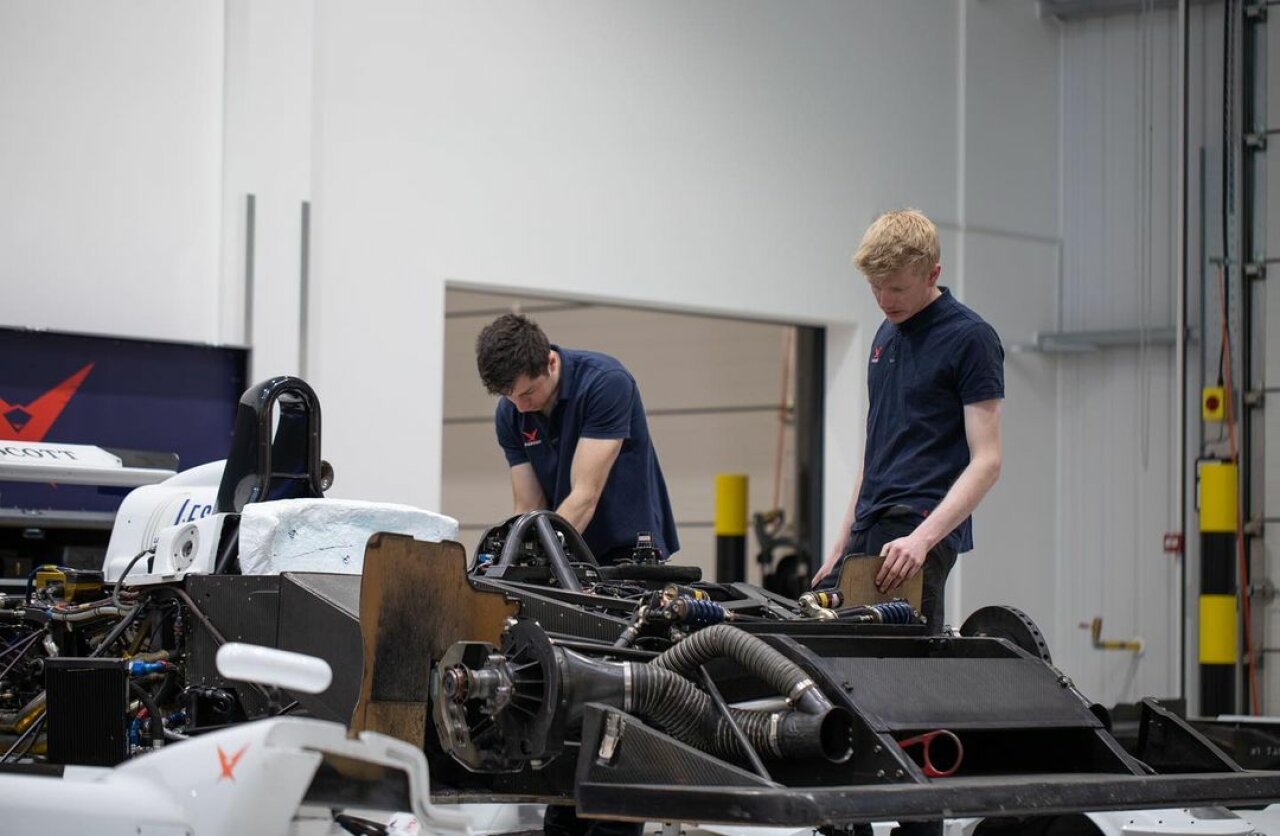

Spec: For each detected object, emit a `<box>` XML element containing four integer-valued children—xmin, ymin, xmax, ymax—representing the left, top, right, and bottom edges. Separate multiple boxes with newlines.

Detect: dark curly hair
<box><xmin>476</xmin><ymin>313</ymin><xmax>552</xmax><ymax>395</ymax></box>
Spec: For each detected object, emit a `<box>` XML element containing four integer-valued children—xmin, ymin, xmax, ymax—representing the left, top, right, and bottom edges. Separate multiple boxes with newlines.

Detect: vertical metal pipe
<box><xmin>1194</xmin><ymin>147</ymin><xmax>1207</xmax><ymax>718</ymax></box>
<box><xmin>1238</xmin><ymin>0</ymin><xmax>1263</xmax><ymax>716</ymax></box>
<box><xmin>300</xmin><ymin>201</ymin><xmax>311</xmax><ymax>378</ymax></box>
<box><xmin>795</xmin><ymin>327</ymin><xmax>825</xmax><ymax>577</ymax></box>
<box><xmin>244</xmin><ymin>194</ymin><xmax>256</xmax><ymax>348</ymax></box>
<box><xmin>1236</xmin><ymin>0</ymin><xmax>1250</xmax><ymax>718</ymax></box>
<box><xmin>1175</xmin><ymin>0</ymin><xmax>1190</xmax><ymax>705</ymax></box>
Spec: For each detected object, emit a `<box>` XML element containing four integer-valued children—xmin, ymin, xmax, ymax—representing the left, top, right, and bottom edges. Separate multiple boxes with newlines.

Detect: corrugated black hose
<box><xmin>628</xmin><ymin>663</ymin><xmax>847</xmax><ymax>762</ymax></box>
<box><xmin>623</xmin><ymin>625</ymin><xmax>850</xmax><ymax>763</ymax></box>
<box><xmin>651</xmin><ymin>624</ymin><xmax>833</xmax><ymax>714</ymax></box>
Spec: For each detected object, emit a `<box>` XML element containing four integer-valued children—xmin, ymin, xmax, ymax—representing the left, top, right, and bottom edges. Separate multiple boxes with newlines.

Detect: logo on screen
<box><xmin>0</xmin><ymin>363</ymin><xmax>95</xmax><ymax>442</ymax></box>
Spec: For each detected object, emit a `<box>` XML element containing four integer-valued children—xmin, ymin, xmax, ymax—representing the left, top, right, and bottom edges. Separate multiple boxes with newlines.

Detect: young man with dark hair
<box><xmin>475</xmin><ymin>313</ymin><xmax>679</xmax><ymax>564</ymax></box>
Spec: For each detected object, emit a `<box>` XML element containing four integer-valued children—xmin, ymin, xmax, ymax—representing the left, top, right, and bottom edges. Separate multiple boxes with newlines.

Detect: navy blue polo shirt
<box><xmin>495</xmin><ymin>347</ymin><xmax>680</xmax><ymax>560</ymax></box>
<box><xmin>854</xmin><ymin>288</ymin><xmax>1004</xmax><ymax>553</ymax></box>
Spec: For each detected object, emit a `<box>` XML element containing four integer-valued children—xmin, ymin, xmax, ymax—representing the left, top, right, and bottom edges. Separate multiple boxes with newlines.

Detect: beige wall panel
<box><xmin>674</xmin><ymin>527</ymin><xmax>759</xmax><ymax>588</ymax></box>
<box><xmin>444</xmin><ymin>296</ymin><xmax>791</xmax><ymax>421</ymax></box>
<box><xmin>651</xmin><ymin>409</ymin><xmax>790</xmax><ymax>560</ymax></box>
<box><xmin>445</xmin><ymin>290</ymin><xmax>580</xmax><ymax>316</ymax></box>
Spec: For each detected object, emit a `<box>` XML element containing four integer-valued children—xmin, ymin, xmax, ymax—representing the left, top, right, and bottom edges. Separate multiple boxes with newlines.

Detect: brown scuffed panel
<box><xmin>349</xmin><ymin>533</ymin><xmax>519</xmax><ymax>744</ymax></box>
<box><xmin>361</xmin><ymin>701</ymin><xmax>428</xmax><ymax>749</ymax></box>
<box><xmin>837</xmin><ymin>553</ymin><xmax>923</xmax><ymax>611</ymax></box>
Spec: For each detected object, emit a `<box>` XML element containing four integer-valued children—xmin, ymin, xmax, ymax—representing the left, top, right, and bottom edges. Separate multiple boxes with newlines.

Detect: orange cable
<box><xmin>1216</xmin><ymin>265</ymin><xmax>1261</xmax><ymax>714</ymax></box>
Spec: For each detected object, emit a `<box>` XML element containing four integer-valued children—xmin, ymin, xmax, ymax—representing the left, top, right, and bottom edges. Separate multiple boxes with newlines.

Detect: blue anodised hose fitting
<box><xmin>128</xmin><ymin>660</ymin><xmax>166</xmax><ymax>676</ymax></box>
<box><xmin>871</xmin><ymin>600</ymin><xmax>916</xmax><ymax>624</ymax></box>
<box><xmin>673</xmin><ymin>596</ymin><xmax>727</xmax><ymax>627</ymax></box>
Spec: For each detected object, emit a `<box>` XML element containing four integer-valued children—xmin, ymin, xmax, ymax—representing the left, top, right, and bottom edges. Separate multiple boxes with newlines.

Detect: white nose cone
<box><xmin>215</xmin><ymin>643</ymin><xmax>333</xmax><ymax>694</ymax></box>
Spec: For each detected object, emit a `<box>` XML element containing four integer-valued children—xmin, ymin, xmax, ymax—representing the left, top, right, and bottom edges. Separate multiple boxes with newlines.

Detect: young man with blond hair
<box><xmin>812</xmin><ymin>209</ymin><xmax>1004</xmax><ymax>637</ymax></box>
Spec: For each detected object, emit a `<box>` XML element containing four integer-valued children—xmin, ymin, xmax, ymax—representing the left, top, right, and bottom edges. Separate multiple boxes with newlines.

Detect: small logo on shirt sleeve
<box><xmin>522</xmin><ymin>429</ymin><xmax>542</xmax><ymax>447</ymax></box>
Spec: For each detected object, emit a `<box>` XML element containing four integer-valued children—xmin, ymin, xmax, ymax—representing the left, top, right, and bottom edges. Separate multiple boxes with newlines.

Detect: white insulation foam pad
<box><xmin>238</xmin><ymin>498</ymin><xmax>459</xmax><ymax>575</ymax></box>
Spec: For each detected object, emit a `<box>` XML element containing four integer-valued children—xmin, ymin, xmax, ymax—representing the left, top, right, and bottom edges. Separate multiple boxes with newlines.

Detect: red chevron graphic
<box><xmin>0</xmin><ymin>363</ymin><xmax>95</xmax><ymax>442</ymax></box>
<box><xmin>217</xmin><ymin>742</ymin><xmax>250</xmax><ymax>782</ymax></box>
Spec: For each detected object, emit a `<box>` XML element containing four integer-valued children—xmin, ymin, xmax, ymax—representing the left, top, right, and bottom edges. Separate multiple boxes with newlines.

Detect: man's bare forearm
<box><xmin>908</xmin><ymin>454</ymin><xmax>1001</xmax><ymax>550</ymax></box>
<box><xmin>510</xmin><ymin>463</ymin><xmax>548</xmax><ymax>514</ymax></box>
<box><xmin>554</xmin><ymin>489</ymin><xmax>599</xmax><ymax>533</ymax></box>
<box><xmin>833</xmin><ymin>465</ymin><xmax>864</xmax><ymax>556</ymax></box>
<box><xmin>812</xmin><ymin>465</ymin><xmax>864</xmax><ymax>586</ymax></box>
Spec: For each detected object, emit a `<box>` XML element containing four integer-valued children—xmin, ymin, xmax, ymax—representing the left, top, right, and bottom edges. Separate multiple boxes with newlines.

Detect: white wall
<box><xmin>0</xmin><ymin>1</ymin><xmax>224</xmax><ymax>343</ymax></box>
<box><xmin>220</xmin><ymin>0</ymin><xmax>315</xmax><ymax>379</ymax></box>
<box><xmin>950</xmin><ymin>0</ymin><xmax>1063</xmax><ymax>639</ymax></box>
<box><xmin>1056</xmin><ymin>7</ymin><xmax>1186</xmax><ymax>705</ymax></box>
<box><xmin>307</xmin><ymin>0</ymin><xmax>965</xmax><ymax>552</ymax></box>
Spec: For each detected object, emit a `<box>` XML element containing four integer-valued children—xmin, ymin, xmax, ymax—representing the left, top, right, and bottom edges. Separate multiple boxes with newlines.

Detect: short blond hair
<box><xmin>853</xmin><ymin>208</ymin><xmax>940</xmax><ymax>280</ymax></box>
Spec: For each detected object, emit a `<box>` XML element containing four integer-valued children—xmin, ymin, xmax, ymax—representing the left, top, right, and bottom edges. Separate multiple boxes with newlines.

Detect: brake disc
<box><xmin>959</xmin><ymin>604</ymin><xmax>1053</xmax><ymax>663</ymax></box>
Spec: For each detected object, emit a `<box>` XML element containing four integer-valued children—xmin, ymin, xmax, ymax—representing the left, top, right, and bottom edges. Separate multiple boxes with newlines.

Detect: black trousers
<box><xmin>847</xmin><ymin>512</ymin><xmax>957</xmax><ymax>635</ymax></box>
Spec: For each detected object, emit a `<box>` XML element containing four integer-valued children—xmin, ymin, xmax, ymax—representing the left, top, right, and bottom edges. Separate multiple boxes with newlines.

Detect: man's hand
<box><xmin>875</xmin><ymin>532</ymin><xmax>931</xmax><ymax>592</ymax></box>
<box><xmin>811</xmin><ymin>540</ymin><xmax>846</xmax><ymax>587</ymax></box>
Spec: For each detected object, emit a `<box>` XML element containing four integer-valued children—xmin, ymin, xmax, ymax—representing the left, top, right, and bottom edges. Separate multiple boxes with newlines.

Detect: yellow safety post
<box><xmin>714</xmin><ymin>474</ymin><xmax>748</xmax><ymax>582</ymax></box>
<box><xmin>1198</xmin><ymin>460</ymin><xmax>1239</xmax><ymax>714</ymax></box>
